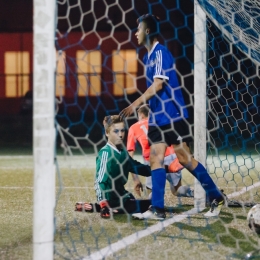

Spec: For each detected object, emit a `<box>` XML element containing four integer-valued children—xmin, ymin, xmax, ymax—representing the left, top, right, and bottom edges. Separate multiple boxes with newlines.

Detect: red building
<box><xmin>0</xmin><ymin>1</ymin><xmax>194</xmax><ymax>116</ymax></box>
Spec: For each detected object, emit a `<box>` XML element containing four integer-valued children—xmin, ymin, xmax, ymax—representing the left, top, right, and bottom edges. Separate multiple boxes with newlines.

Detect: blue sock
<box><xmin>151</xmin><ymin>168</ymin><xmax>166</xmax><ymax>209</ymax></box>
<box><xmin>190</xmin><ymin>162</ymin><xmax>222</xmax><ymax>202</ymax></box>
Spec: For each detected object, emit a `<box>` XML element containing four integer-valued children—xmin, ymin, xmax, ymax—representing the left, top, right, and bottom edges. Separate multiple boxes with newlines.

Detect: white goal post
<box><xmin>194</xmin><ymin>0</ymin><xmax>207</xmax><ymax>211</ymax></box>
<box><xmin>33</xmin><ymin>0</ymin><xmax>56</xmax><ymax>260</ymax></box>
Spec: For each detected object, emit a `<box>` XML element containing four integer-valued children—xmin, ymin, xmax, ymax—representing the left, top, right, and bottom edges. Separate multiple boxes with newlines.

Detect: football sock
<box><xmin>151</xmin><ymin>168</ymin><xmax>166</xmax><ymax>210</ymax></box>
<box><xmin>190</xmin><ymin>162</ymin><xmax>222</xmax><ymax>202</ymax></box>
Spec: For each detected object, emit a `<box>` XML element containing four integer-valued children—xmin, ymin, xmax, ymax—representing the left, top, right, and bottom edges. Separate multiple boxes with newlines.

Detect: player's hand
<box><xmin>100</xmin><ymin>206</ymin><xmax>110</xmax><ymax>218</ymax></box>
<box><xmin>134</xmin><ymin>180</ymin><xmax>143</xmax><ymax>197</ymax></box>
<box><xmin>119</xmin><ymin>104</ymin><xmax>136</xmax><ymax>119</ymax></box>
<box><xmin>75</xmin><ymin>202</ymin><xmax>93</xmax><ymax>212</ymax></box>
<box><xmin>99</xmin><ymin>200</ymin><xmax>111</xmax><ymax>218</ymax></box>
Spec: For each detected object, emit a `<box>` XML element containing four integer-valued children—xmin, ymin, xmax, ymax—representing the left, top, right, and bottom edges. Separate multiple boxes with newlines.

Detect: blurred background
<box><xmin>0</xmin><ymin>0</ymin><xmax>194</xmax><ymax>155</ymax></box>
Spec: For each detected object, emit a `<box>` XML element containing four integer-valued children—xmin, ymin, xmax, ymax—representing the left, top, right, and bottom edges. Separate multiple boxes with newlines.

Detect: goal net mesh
<box><xmin>53</xmin><ymin>0</ymin><xmax>260</xmax><ymax>259</ymax></box>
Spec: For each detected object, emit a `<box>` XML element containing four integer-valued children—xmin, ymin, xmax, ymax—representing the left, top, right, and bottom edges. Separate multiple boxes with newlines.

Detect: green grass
<box><xmin>0</xmin><ymin>156</ymin><xmax>260</xmax><ymax>260</ymax></box>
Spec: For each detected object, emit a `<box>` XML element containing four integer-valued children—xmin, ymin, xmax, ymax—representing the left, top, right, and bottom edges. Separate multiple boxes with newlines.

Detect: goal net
<box><xmin>33</xmin><ymin>0</ymin><xmax>260</xmax><ymax>259</ymax></box>
<box><xmin>199</xmin><ymin>0</ymin><xmax>260</xmax><ymax>201</ymax></box>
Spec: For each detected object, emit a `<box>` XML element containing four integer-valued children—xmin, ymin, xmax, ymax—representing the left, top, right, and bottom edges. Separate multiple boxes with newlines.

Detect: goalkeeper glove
<box><xmin>99</xmin><ymin>200</ymin><xmax>111</xmax><ymax>219</ymax></box>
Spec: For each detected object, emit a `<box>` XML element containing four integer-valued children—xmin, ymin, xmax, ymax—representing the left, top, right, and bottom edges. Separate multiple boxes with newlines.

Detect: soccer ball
<box><xmin>247</xmin><ymin>204</ymin><xmax>260</xmax><ymax>234</ymax></box>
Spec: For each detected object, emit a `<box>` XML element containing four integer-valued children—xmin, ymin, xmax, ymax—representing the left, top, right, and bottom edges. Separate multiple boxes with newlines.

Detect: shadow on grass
<box><xmin>160</xmin><ymin>211</ymin><xmax>259</xmax><ymax>259</ymax></box>
<box><xmin>113</xmin><ymin>209</ymin><xmax>259</xmax><ymax>259</ymax></box>
<box><xmin>56</xmin><ymin>208</ymin><xmax>260</xmax><ymax>259</ymax></box>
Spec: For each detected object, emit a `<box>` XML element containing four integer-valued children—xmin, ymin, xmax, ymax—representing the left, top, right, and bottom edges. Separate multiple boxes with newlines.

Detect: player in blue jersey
<box><xmin>120</xmin><ymin>14</ymin><xmax>224</xmax><ymax>219</ymax></box>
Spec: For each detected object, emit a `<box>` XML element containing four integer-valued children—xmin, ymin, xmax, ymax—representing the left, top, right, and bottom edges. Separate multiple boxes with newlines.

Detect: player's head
<box><xmin>135</xmin><ymin>14</ymin><xmax>160</xmax><ymax>45</ymax></box>
<box><xmin>103</xmin><ymin>115</ymin><xmax>125</xmax><ymax>147</ymax></box>
<box><xmin>137</xmin><ymin>104</ymin><xmax>149</xmax><ymax>120</ymax></box>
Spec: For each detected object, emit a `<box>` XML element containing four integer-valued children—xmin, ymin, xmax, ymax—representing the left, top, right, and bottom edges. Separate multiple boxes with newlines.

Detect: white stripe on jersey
<box><xmin>95</xmin><ymin>182</ymin><xmax>102</xmax><ymax>201</ymax></box>
<box><xmin>97</xmin><ymin>151</ymin><xmax>108</xmax><ymax>183</ymax></box>
<box><xmin>95</xmin><ymin>151</ymin><xmax>109</xmax><ymax>201</ymax></box>
<box><xmin>155</xmin><ymin>50</ymin><xmax>162</xmax><ymax>75</ymax></box>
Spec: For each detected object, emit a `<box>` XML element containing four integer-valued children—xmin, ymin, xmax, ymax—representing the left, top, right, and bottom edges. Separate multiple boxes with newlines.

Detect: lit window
<box><xmin>112</xmin><ymin>50</ymin><xmax>137</xmax><ymax>96</ymax></box>
<box><xmin>4</xmin><ymin>52</ymin><xmax>30</xmax><ymax>97</ymax></box>
<box><xmin>76</xmin><ymin>50</ymin><xmax>101</xmax><ymax>96</ymax></box>
<box><xmin>56</xmin><ymin>51</ymin><xmax>66</xmax><ymax>97</ymax></box>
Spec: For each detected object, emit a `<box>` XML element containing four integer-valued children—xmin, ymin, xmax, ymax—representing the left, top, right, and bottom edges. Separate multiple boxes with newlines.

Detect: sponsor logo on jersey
<box><xmin>149</xmin><ymin>58</ymin><xmax>157</xmax><ymax>67</ymax></box>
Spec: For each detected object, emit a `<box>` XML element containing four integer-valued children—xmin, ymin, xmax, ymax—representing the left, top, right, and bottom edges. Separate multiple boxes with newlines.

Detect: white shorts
<box><xmin>144</xmin><ymin>158</ymin><xmax>182</xmax><ymax>189</ymax></box>
<box><xmin>166</xmin><ymin>171</ymin><xmax>182</xmax><ymax>187</ymax></box>
<box><xmin>163</xmin><ymin>153</ymin><xmax>177</xmax><ymax>166</ymax></box>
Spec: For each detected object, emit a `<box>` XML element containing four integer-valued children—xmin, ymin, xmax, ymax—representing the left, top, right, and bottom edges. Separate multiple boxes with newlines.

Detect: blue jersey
<box><xmin>143</xmin><ymin>42</ymin><xmax>189</xmax><ymax>126</ymax></box>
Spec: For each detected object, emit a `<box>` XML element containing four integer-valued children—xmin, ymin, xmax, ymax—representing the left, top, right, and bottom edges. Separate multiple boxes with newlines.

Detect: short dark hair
<box><xmin>137</xmin><ymin>14</ymin><xmax>160</xmax><ymax>41</ymax></box>
<box><xmin>103</xmin><ymin>115</ymin><xmax>124</xmax><ymax>133</ymax></box>
<box><xmin>137</xmin><ymin>104</ymin><xmax>149</xmax><ymax>117</ymax></box>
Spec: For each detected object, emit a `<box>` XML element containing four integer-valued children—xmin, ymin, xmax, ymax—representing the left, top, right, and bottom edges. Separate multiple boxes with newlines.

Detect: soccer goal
<box><xmin>33</xmin><ymin>0</ymin><xmax>260</xmax><ymax>259</ymax></box>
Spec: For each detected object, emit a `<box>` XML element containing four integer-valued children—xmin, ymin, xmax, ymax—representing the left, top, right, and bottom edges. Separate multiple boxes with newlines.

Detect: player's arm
<box><xmin>95</xmin><ymin>150</ymin><xmax>112</xmax><ymax>218</ymax></box>
<box><xmin>128</xmin><ymin>150</ymin><xmax>139</xmax><ymax>182</ymax></box>
<box><xmin>130</xmin><ymin>173</ymin><xmax>143</xmax><ymax>197</ymax></box>
<box><xmin>128</xmin><ymin>150</ymin><xmax>134</xmax><ymax>157</ymax></box>
<box><xmin>95</xmin><ymin>151</ymin><xmax>110</xmax><ymax>200</ymax></box>
<box><xmin>127</xmin><ymin>127</ymin><xmax>143</xmax><ymax>196</ymax></box>
<box><xmin>119</xmin><ymin>78</ymin><xmax>164</xmax><ymax>118</ymax></box>
<box><xmin>128</xmin><ymin>150</ymin><xmax>144</xmax><ymax>197</ymax></box>
<box><xmin>129</xmin><ymin>156</ymin><xmax>151</xmax><ymax>177</ymax></box>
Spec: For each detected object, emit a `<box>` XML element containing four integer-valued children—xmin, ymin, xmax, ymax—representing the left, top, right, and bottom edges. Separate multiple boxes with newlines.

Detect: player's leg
<box><xmin>134</xmin><ymin>124</ymin><xmax>177</xmax><ymax>220</ymax></box>
<box><xmin>145</xmin><ymin>176</ymin><xmax>152</xmax><ymax>198</ymax></box>
<box><xmin>171</xmin><ymin>178</ymin><xmax>180</xmax><ymax>195</ymax></box>
<box><xmin>167</xmin><ymin>176</ymin><xmax>180</xmax><ymax>196</ymax></box>
<box><xmin>134</xmin><ymin>125</ymin><xmax>168</xmax><ymax>220</ymax></box>
<box><xmin>135</xmin><ymin>142</ymin><xmax>167</xmax><ymax>220</ymax></box>
<box><xmin>123</xmin><ymin>199</ymin><xmax>151</xmax><ymax>214</ymax></box>
<box><xmin>150</xmin><ymin>143</ymin><xmax>167</xmax><ymax>204</ymax></box>
<box><xmin>166</xmin><ymin>171</ymin><xmax>194</xmax><ymax>197</ymax></box>
<box><xmin>172</xmin><ymin>120</ymin><xmax>224</xmax><ymax>217</ymax></box>
<box><xmin>173</xmin><ymin>142</ymin><xmax>224</xmax><ymax>216</ymax></box>
<box><xmin>164</xmin><ymin>154</ymin><xmax>193</xmax><ymax>197</ymax></box>
<box><xmin>141</xmin><ymin>161</ymin><xmax>153</xmax><ymax>198</ymax></box>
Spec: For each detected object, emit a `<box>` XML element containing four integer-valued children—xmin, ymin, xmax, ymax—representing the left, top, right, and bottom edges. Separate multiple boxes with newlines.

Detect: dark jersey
<box><xmin>94</xmin><ymin>143</ymin><xmax>151</xmax><ymax>208</ymax></box>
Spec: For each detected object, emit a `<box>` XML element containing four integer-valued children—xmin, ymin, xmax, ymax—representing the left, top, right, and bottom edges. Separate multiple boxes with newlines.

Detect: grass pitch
<box><xmin>0</xmin><ymin>155</ymin><xmax>260</xmax><ymax>260</ymax></box>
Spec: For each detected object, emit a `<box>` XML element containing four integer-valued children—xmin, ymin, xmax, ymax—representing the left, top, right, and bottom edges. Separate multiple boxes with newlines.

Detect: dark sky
<box><xmin>0</xmin><ymin>0</ymin><xmax>33</xmax><ymax>31</ymax></box>
<box><xmin>0</xmin><ymin>0</ymin><xmax>193</xmax><ymax>32</ymax></box>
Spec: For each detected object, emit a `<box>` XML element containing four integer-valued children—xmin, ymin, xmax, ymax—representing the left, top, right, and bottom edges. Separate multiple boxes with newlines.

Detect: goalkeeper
<box><xmin>75</xmin><ymin>115</ymin><xmax>151</xmax><ymax>218</ymax></box>
<box><xmin>128</xmin><ymin>104</ymin><xmax>193</xmax><ymax>198</ymax></box>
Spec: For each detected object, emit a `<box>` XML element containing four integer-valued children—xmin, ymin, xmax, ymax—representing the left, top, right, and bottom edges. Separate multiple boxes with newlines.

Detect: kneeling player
<box><xmin>127</xmin><ymin>104</ymin><xmax>193</xmax><ymax>198</ymax></box>
<box><xmin>75</xmin><ymin>115</ymin><xmax>152</xmax><ymax>218</ymax></box>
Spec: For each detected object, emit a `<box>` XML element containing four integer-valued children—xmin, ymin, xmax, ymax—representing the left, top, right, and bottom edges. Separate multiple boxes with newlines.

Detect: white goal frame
<box><xmin>194</xmin><ymin>0</ymin><xmax>207</xmax><ymax>211</ymax></box>
<box><xmin>33</xmin><ymin>0</ymin><xmax>56</xmax><ymax>259</ymax></box>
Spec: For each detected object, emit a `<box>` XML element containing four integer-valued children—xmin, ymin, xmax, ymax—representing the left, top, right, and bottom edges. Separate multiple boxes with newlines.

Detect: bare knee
<box><xmin>176</xmin><ymin>154</ymin><xmax>187</xmax><ymax>165</ymax></box>
<box><xmin>174</xmin><ymin>142</ymin><xmax>192</xmax><ymax>165</ymax></box>
<box><xmin>150</xmin><ymin>143</ymin><xmax>167</xmax><ymax>169</ymax></box>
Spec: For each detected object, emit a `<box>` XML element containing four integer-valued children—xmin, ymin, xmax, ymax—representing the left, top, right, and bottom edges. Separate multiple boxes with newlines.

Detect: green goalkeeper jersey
<box><xmin>95</xmin><ymin>142</ymin><xmax>151</xmax><ymax>208</ymax></box>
